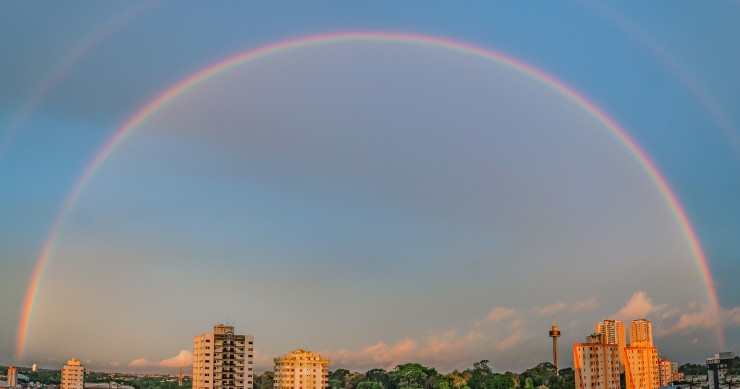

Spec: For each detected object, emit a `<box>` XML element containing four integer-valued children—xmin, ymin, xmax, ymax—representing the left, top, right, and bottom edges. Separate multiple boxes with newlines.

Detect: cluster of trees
<box><xmin>679</xmin><ymin>356</ymin><xmax>740</xmax><ymax>377</ymax></box>
<box><xmin>679</xmin><ymin>362</ymin><xmax>707</xmax><ymax>376</ymax></box>
<box><xmin>254</xmin><ymin>360</ymin><xmax>575</xmax><ymax>389</ymax></box>
<box><xmin>14</xmin><ymin>368</ymin><xmax>61</xmax><ymax>385</ymax></box>
<box><xmin>0</xmin><ymin>367</ymin><xmax>190</xmax><ymax>389</ymax></box>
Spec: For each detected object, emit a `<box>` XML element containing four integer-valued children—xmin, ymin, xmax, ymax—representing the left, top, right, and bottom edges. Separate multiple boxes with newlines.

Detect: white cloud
<box><xmin>614</xmin><ymin>291</ymin><xmax>667</xmax><ymax>320</ymax></box>
<box><xmin>129</xmin><ymin>358</ymin><xmax>152</xmax><ymax>367</ymax></box>
<box><xmin>110</xmin><ymin>362</ymin><xmax>121</xmax><ymax>367</ymax></box>
<box><xmin>323</xmin><ymin>338</ymin><xmax>418</xmax><ymax>370</ymax></box>
<box><xmin>572</xmin><ymin>297</ymin><xmax>598</xmax><ymax>313</ymax></box>
<box><xmin>496</xmin><ymin>330</ymin><xmax>525</xmax><ymax>350</ymax></box>
<box><xmin>654</xmin><ymin>304</ymin><xmax>740</xmax><ymax>336</ymax></box>
<box><xmin>253</xmin><ymin>350</ymin><xmax>273</xmax><ymax>371</ymax></box>
<box><xmin>508</xmin><ymin>317</ymin><xmax>525</xmax><ymax>331</ymax></box>
<box><xmin>724</xmin><ymin>306</ymin><xmax>740</xmax><ymax>325</ymax></box>
<box><xmin>532</xmin><ymin>302</ymin><xmax>566</xmax><ymax>315</ymax></box>
<box><xmin>160</xmin><ymin>350</ymin><xmax>193</xmax><ymax>368</ymax></box>
<box><xmin>485</xmin><ymin>307</ymin><xmax>517</xmax><ymax>323</ymax></box>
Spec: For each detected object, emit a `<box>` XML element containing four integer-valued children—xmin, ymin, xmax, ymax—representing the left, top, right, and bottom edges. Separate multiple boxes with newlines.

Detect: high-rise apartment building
<box><xmin>193</xmin><ymin>324</ymin><xmax>254</xmax><ymax>389</ymax></box>
<box><xmin>7</xmin><ymin>365</ymin><xmax>17</xmax><ymax>387</ymax></box>
<box><xmin>595</xmin><ymin>320</ymin><xmax>626</xmax><ymax>369</ymax></box>
<box><xmin>273</xmin><ymin>349</ymin><xmax>329</xmax><ymax>389</ymax></box>
<box><xmin>625</xmin><ymin>346</ymin><xmax>659</xmax><ymax>389</ymax></box>
<box><xmin>573</xmin><ymin>334</ymin><xmax>621</xmax><ymax>389</ymax></box>
<box><xmin>629</xmin><ymin>319</ymin><xmax>653</xmax><ymax>347</ymax></box>
<box><xmin>61</xmin><ymin>358</ymin><xmax>85</xmax><ymax>389</ymax></box>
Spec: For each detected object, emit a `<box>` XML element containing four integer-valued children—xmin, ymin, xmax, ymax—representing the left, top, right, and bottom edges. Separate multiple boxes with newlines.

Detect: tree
<box><xmin>362</xmin><ymin>368</ymin><xmax>392</xmax><ymax>389</ymax></box>
<box><xmin>330</xmin><ymin>369</ymin><xmax>351</xmax><ymax>389</ymax></box>
<box><xmin>488</xmin><ymin>374</ymin><xmax>515</xmax><ymax>389</ymax></box>
<box><xmin>255</xmin><ymin>371</ymin><xmax>274</xmax><ymax>389</ymax></box>
<box><xmin>445</xmin><ymin>370</ymin><xmax>468</xmax><ymax>389</ymax></box>
<box><xmin>465</xmin><ymin>360</ymin><xmax>493</xmax><ymax>389</ymax></box>
<box><xmin>390</xmin><ymin>363</ymin><xmax>439</xmax><ymax>389</ymax></box>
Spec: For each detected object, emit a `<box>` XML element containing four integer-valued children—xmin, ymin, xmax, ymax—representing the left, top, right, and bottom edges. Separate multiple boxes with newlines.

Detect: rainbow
<box><xmin>15</xmin><ymin>31</ymin><xmax>724</xmax><ymax>359</ymax></box>
<box><xmin>0</xmin><ymin>1</ymin><xmax>162</xmax><ymax>160</ymax></box>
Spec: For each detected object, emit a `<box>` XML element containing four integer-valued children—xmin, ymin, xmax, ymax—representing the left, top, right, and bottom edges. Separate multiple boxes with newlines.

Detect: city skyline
<box><xmin>1</xmin><ymin>1</ymin><xmax>739</xmax><ymax>375</ymax></box>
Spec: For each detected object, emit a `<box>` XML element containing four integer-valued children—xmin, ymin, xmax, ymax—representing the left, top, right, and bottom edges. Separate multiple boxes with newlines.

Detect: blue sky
<box><xmin>1</xmin><ymin>1</ymin><xmax>739</xmax><ymax>374</ymax></box>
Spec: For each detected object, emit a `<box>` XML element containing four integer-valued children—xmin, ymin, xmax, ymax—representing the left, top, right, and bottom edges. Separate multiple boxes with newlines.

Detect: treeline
<box><xmin>255</xmin><ymin>361</ymin><xmax>575</xmax><ymax>389</ymax></box>
<box><xmin>679</xmin><ymin>356</ymin><xmax>740</xmax><ymax>377</ymax></box>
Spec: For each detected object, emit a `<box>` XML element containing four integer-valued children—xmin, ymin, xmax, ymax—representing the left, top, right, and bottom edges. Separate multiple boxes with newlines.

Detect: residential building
<box><xmin>61</xmin><ymin>358</ymin><xmax>85</xmax><ymax>389</ymax></box>
<box><xmin>658</xmin><ymin>357</ymin><xmax>673</xmax><ymax>386</ymax></box>
<box><xmin>573</xmin><ymin>334</ymin><xmax>621</xmax><ymax>389</ymax></box>
<box><xmin>193</xmin><ymin>324</ymin><xmax>254</xmax><ymax>389</ymax></box>
<box><xmin>629</xmin><ymin>319</ymin><xmax>653</xmax><ymax>347</ymax></box>
<box><xmin>7</xmin><ymin>366</ymin><xmax>17</xmax><ymax>387</ymax></box>
<box><xmin>273</xmin><ymin>349</ymin><xmax>329</xmax><ymax>389</ymax></box>
<box><xmin>595</xmin><ymin>320</ymin><xmax>626</xmax><ymax>369</ymax></box>
<box><xmin>625</xmin><ymin>346</ymin><xmax>659</xmax><ymax>389</ymax></box>
<box><xmin>706</xmin><ymin>352</ymin><xmax>734</xmax><ymax>389</ymax></box>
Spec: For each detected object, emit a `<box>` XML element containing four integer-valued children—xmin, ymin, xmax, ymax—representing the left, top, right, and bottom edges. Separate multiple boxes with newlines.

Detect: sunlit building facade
<box><xmin>574</xmin><ymin>334</ymin><xmax>621</xmax><ymax>389</ymax></box>
<box><xmin>273</xmin><ymin>349</ymin><xmax>329</xmax><ymax>389</ymax></box>
<box><xmin>595</xmin><ymin>319</ymin><xmax>626</xmax><ymax>370</ymax></box>
<box><xmin>7</xmin><ymin>366</ymin><xmax>17</xmax><ymax>388</ymax></box>
<box><xmin>629</xmin><ymin>319</ymin><xmax>653</xmax><ymax>347</ymax></box>
<box><xmin>625</xmin><ymin>346</ymin><xmax>659</xmax><ymax>389</ymax></box>
<box><xmin>193</xmin><ymin>324</ymin><xmax>254</xmax><ymax>389</ymax></box>
<box><xmin>61</xmin><ymin>358</ymin><xmax>85</xmax><ymax>389</ymax></box>
<box><xmin>658</xmin><ymin>357</ymin><xmax>674</xmax><ymax>387</ymax></box>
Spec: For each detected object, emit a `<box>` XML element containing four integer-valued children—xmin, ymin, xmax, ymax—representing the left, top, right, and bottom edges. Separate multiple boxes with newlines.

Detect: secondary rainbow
<box><xmin>15</xmin><ymin>31</ymin><xmax>724</xmax><ymax>358</ymax></box>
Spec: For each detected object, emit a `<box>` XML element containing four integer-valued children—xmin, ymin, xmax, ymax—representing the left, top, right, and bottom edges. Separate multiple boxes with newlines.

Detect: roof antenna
<box><xmin>552</xmin><ymin>308</ymin><xmax>557</xmax><ymax>326</ymax></box>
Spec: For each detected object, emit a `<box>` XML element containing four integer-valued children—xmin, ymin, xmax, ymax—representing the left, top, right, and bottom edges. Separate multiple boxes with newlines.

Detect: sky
<box><xmin>1</xmin><ymin>0</ymin><xmax>739</xmax><ymax>375</ymax></box>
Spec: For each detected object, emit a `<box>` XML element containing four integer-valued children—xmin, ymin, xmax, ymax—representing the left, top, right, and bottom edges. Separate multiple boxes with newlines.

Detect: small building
<box><xmin>706</xmin><ymin>352</ymin><xmax>734</xmax><ymax>389</ymax></box>
<box><xmin>62</xmin><ymin>358</ymin><xmax>85</xmax><ymax>389</ymax></box>
<box><xmin>273</xmin><ymin>349</ymin><xmax>329</xmax><ymax>389</ymax></box>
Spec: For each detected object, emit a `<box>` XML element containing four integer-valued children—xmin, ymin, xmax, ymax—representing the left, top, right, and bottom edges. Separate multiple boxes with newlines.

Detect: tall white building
<box><xmin>7</xmin><ymin>365</ymin><xmax>18</xmax><ymax>387</ymax></box>
<box><xmin>193</xmin><ymin>324</ymin><xmax>254</xmax><ymax>389</ymax></box>
<box><xmin>573</xmin><ymin>334</ymin><xmax>621</xmax><ymax>389</ymax></box>
<box><xmin>61</xmin><ymin>358</ymin><xmax>85</xmax><ymax>389</ymax></box>
<box><xmin>629</xmin><ymin>319</ymin><xmax>653</xmax><ymax>347</ymax></box>
<box><xmin>625</xmin><ymin>320</ymin><xmax>658</xmax><ymax>389</ymax></box>
<box><xmin>595</xmin><ymin>320</ymin><xmax>626</xmax><ymax>369</ymax></box>
<box><xmin>274</xmin><ymin>349</ymin><xmax>329</xmax><ymax>389</ymax></box>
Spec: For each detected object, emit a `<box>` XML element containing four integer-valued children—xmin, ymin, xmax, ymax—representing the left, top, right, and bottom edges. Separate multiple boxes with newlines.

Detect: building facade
<box><xmin>193</xmin><ymin>324</ymin><xmax>254</xmax><ymax>389</ymax></box>
<box><xmin>658</xmin><ymin>358</ymin><xmax>673</xmax><ymax>387</ymax></box>
<box><xmin>625</xmin><ymin>346</ymin><xmax>659</xmax><ymax>389</ymax></box>
<box><xmin>706</xmin><ymin>352</ymin><xmax>734</xmax><ymax>389</ymax></box>
<box><xmin>7</xmin><ymin>366</ymin><xmax>17</xmax><ymax>388</ymax></box>
<box><xmin>273</xmin><ymin>349</ymin><xmax>329</xmax><ymax>389</ymax></box>
<box><xmin>595</xmin><ymin>320</ymin><xmax>626</xmax><ymax>369</ymax></box>
<box><xmin>574</xmin><ymin>334</ymin><xmax>621</xmax><ymax>389</ymax></box>
<box><xmin>61</xmin><ymin>358</ymin><xmax>85</xmax><ymax>389</ymax></box>
<box><xmin>629</xmin><ymin>319</ymin><xmax>653</xmax><ymax>347</ymax></box>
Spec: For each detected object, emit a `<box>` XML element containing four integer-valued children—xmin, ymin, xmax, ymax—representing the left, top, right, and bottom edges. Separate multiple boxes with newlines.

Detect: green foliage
<box><xmin>358</xmin><ymin>381</ymin><xmax>385</xmax><ymax>389</ymax></box>
<box><xmin>487</xmin><ymin>373</ymin><xmax>515</xmax><ymax>389</ymax></box>
<box><xmin>126</xmin><ymin>376</ymin><xmax>189</xmax><ymax>389</ymax></box>
<box><xmin>255</xmin><ymin>371</ymin><xmax>274</xmax><ymax>389</ymax></box>
<box><xmin>389</xmin><ymin>363</ymin><xmax>432</xmax><ymax>389</ymax></box>
<box><xmin>679</xmin><ymin>363</ymin><xmax>707</xmax><ymax>376</ymax></box>
<box><xmin>23</xmin><ymin>369</ymin><xmax>62</xmax><ymax>385</ymax></box>
<box><xmin>329</xmin><ymin>369</ymin><xmax>352</xmax><ymax>389</ymax></box>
